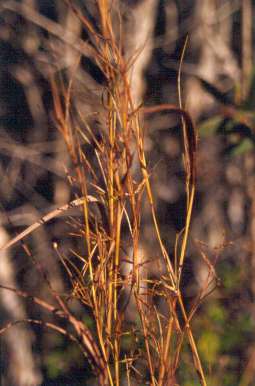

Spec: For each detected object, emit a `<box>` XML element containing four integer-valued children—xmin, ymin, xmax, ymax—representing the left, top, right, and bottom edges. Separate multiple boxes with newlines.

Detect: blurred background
<box><xmin>0</xmin><ymin>1</ymin><xmax>255</xmax><ymax>385</ymax></box>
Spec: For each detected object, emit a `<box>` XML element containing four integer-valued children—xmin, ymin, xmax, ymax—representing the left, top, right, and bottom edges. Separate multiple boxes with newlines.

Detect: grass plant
<box><xmin>0</xmin><ymin>2</ymin><xmax>219</xmax><ymax>385</ymax></box>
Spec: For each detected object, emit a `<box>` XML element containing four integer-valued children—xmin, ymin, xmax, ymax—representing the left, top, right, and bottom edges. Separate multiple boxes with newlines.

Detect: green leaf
<box><xmin>199</xmin><ymin>116</ymin><xmax>223</xmax><ymax>137</ymax></box>
<box><xmin>198</xmin><ymin>330</ymin><xmax>220</xmax><ymax>364</ymax></box>
<box><xmin>207</xmin><ymin>302</ymin><xmax>226</xmax><ymax>325</ymax></box>
<box><xmin>230</xmin><ymin>138</ymin><xmax>253</xmax><ymax>156</ymax></box>
<box><xmin>243</xmin><ymin>65</ymin><xmax>255</xmax><ymax>109</ymax></box>
<box><xmin>184</xmin><ymin>381</ymin><xmax>200</xmax><ymax>386</ymax></box>
<box><xmin>45</xmin><ymin>351</ymin><xmax>67</xmax><ymax>379</ymax></box>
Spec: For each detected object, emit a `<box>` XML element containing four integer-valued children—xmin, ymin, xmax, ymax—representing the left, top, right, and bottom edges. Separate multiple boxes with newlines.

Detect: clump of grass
<box><xmin>0</xmin><ymin>2</ymin><xmax>218</xmax><ymax>385</ymax></box>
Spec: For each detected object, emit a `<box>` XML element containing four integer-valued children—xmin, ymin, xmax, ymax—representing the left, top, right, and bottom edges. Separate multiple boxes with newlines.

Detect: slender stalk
<box><xmin>177</xmin><ymin>293</ymin><xmax>207</xmax><ymax>386</ymax></box>
<box><xmin>134</xmin><ymin>115</ymin><xmax>176</xmax><ymax>286</ymax></box>
<box><xmin>113</xmin><ymin>201</ymin><xmax>123</xmax><ymax>386</ymax></box>
<box><xmin>177</xmin><ymin>183</ymin><xmax>195</xmax><ymax>286</ymax></box>
<box><xmin>135</xmin><ymin>293</ymin><xmax>156</xmax><ymax>386</ymax></box>
<box><xmin>158</xmin><ymin>316</ymin><xmax>174</xmax><ymax>385</ymax></box>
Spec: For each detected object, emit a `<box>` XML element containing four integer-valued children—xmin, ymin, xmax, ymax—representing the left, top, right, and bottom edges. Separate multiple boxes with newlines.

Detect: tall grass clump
<box><xmin>0</xmin><ymin>2</ymin><xmax>218</xmax><ymax>385</ymax></box>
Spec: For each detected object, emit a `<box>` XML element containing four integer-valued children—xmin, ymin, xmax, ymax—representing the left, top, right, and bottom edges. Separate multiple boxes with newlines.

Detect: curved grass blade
<box><xmin>0</xmin><ymin>196</ymin><xmax>98</xmax><ymax>251</ymax></box>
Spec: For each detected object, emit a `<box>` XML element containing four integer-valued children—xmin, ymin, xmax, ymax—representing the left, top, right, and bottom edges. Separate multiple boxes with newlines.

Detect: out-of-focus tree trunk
<box><xmin>124</xmin><ymin>0</ymin><xmax>159</xmax><ymax>105</ymax></box>
<box><xmin>186</xmin><ymin>0</ymin><xmax>240</xmax><ymax>121</ymax></box>
<box><xmin>0</xmin><ymin>227</ymin><xmax>42</xmax><ymax>386</ymax></box>
<box><xmin>185</xmin><ymin>0</ymin><xmax>241</xmax><ymax>290</ymax></box>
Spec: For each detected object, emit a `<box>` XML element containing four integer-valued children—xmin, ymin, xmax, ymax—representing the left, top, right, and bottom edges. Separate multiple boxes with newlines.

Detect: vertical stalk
<box><xmin>106</xmin><ymin>102</ymin><xmax>116</xmax><ymax>344</ymax></box>
<box><xmin>134</xmin><ymin>115</ymin><xmax>176</xmax><ymax>286</ymax></box>
<box><xmin>113</xmin><ymin>201</ymin><xmax>122</xmax><ymax>386</ymax></box>
<box><xmin>158</xmin><ymin>316</ymin><xmax>174</xmax><ymax>385</ymax></box>
<box><xmin>242</xmin><ymin>0</ymin><xmax>252</xmax><ymax>99</ymax></box>
<box><xmin>135</xmin><ymin>293</ymin><xmax>156</xmax><ymax>386</ymax></box>
<box><xmin>177</xmin><ymin>294</ymin><xmax>207</xmax><ymax>386</ymax></box>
